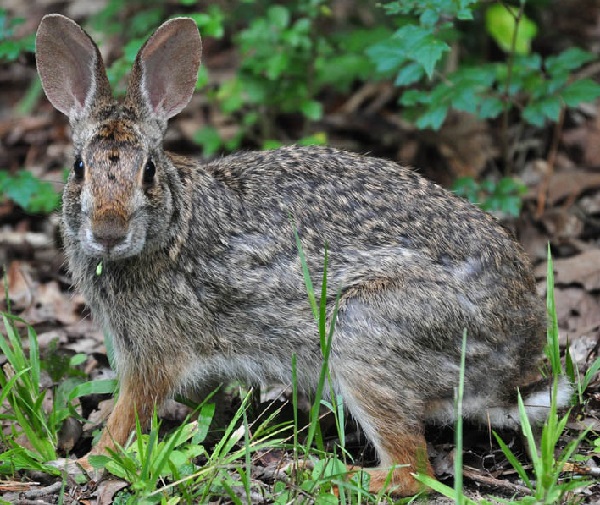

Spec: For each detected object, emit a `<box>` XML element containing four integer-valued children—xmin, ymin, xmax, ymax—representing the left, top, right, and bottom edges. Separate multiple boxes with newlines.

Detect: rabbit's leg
<box><xmin>93</xmin><ymin>368</ymin><xmax>175</xmax><ymax>455</ymax></box>
<box><xmin>331</xmin><ymin>290</ymin><xmax>436</xmax><ymax>496</ymax></box>
<box><xmin>334</xmin><ymin>372</ymin><xmax>433</xmax><ymax>496</ymax></box>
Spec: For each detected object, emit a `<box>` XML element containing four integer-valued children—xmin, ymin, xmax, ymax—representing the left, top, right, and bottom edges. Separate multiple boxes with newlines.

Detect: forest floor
<box><xmin>1</xmin><ymin>0</ymin><xmax>600</xmax><ymax>503</ymax></box>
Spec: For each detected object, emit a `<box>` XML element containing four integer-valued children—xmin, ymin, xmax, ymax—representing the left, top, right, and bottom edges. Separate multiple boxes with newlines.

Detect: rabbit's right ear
<box><xmin>36</xmin><ymin>14</ymin><xmax>111</xmax><ymax>120</ymax></box>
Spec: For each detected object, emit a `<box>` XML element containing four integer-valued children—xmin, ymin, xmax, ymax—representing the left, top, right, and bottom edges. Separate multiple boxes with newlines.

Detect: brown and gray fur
<box><xmin>36</xmin><ymin>14</ymin><xmax>570</xmax><ymax>496</ymax></box>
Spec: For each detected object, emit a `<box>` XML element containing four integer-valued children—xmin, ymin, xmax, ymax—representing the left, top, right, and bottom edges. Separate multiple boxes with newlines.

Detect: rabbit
<box><xmin>36</xmin><ymin>14</ymin><xmax>571</xmax><ymax>496</ymax></box>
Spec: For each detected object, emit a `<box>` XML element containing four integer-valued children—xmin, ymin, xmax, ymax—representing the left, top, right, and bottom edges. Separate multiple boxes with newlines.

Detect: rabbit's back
<box><xmin>196</xmin><ymin>145</ymin><xmax>536</xmax><ymax>298</ymax></box>
<box><xmin>202</xmin><ymin>146</ymin><xmax>528</xmax><ymax>268</ymax></box>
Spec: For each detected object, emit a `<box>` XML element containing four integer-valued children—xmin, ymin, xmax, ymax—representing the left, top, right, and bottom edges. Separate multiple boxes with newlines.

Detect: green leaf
<box><xmin>479</xmin><ymin>96</ymin><xmax>504</xmax><ymax>118</ymax></box>
<box><xmin>218</xmin><ymin>78</ymin><xmax>246</xmax><ymax>113</ymax></box>
<box><xmin>268</xmin><ymin>5</ymin><xmax>290</xmax><ymax>29</ymax></box>
<box><xmin>395</xmin><ymin>24</ymin><xmax>449</xmax><ymax>78</ymax></box>
<box><xmin>88</xmin><ymin>454</ymin><xmax>112</xmax><ymax>469</ymax></box>
<box><xmin>265</xmin><ymin>52</ymin><xmax>289</xmax><ymax>79</ymax></box>
<box><xmin>400</xmin><ymin>89</ymin><xmax>430</xmax><ymax>106</ymax></box>
<box><xmin>300</xmin><ymin>100</ymin><xmax>322</xmax><ymax>120</ymax></box>
<box><xmin>560</xmin><ymin>79</ymin><xmax>600</xmax><ymax>107</ymax></box>
<box><xmin>523</xmin><ymin>96</ymin><xmax>562</xmax><ymax>126</ymax></box>
<box><xmin>298</xmin><ymin>132</ymin><xmax>327</xmax><ymax>146</ymax></box>
<box><xmin>193</xmin><ymin>126</ymin><xmax>222</xmax><ymax>156</ymax></box>
<box><xmin>394</xmin><ymin>62</ymin><xmax>424</xmax><ymax>86</ymax></box>
<box><xmin>366</xmin><ymin>38</ymin><xmax>408</xmax><ymax>73</ymax></box>
<box><xmin>1</xmin><ymin>171</ymin><xmax>59</xmax><ymax>213</ymax></box>
<box><xmin>69</xmin><ymin>354</ymin><xmax>87</xmax><ymax>367</ymax></box>
<box><xmin>420</xmin><ymin>8</ymin><xmax>439</xmax><ymax>27</ymax></box>
<box><xmin>262</xmin><ymin>139</ymin><xmax>283</xmax><ymax>150</ymax></box>
<box><xmin>546</xmin><ymin>48</ymin><xmax>596</xmax><ymax>76</ymax></box>
<box><xmin>485</xmin><ymin>4</ymin><xmax>537</xmax><ymax>54</ymax></box>
<box><xmin>187</xmin><ymin>7</ymin><xmax>225</xmax><ymax>38</ymax></box>
<box><xmin>367</xmin><ymin>24</ymin><xmax>449</xmax><ymax>78</ymax></box>
<box><xmin>416</xmin><ymin>105</ymin><xmax>448</xmax><ymax>130</ymax></box>
<box><xmin>122</xmin><ymin>38</ymin><xmax>145</xmax><ymax>64</ymax></box>
<box><xmin>68</xmin><ymin>379</ymin><xmax>117</xmax><ymax>401</ymax></box>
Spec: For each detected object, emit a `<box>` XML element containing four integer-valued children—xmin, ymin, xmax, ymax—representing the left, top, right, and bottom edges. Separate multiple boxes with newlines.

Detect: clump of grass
<box><xmin>0</xmin><ymin>313</ymin><xmax>60</xmax><ymax>473</ymax></box>
<box><xmin>0</xmin><ymin>298</ymin><xmax>116</xmax><ymax>476</ymax></box>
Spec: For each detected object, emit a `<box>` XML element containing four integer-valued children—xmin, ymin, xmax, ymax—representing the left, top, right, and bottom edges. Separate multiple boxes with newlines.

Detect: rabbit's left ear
<box><xmin>125</xmin><ymin>18</ymin><xmax>202</xmax><ymax>121</ymax></box>
<box><xmin>36</xmin><ymin>14</ymin><xmax>112</xmax><ymax>120</ymax></box>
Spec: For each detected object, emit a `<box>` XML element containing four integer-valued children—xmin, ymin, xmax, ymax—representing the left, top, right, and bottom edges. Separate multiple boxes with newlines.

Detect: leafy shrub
<box><xmin>194</xmin><ymin>0</ymin><xmax>387</xmax><ymax>154</ymax></box>
<box><xmin>0</xmin><ymin>9</ymin><xmax>35</xmax><ymax>62</ymax></box>
<box><xmin>367</xmin><ymin>1</ymin><xmax>600</xmax><ymax>130</ymax></box>
<box><xmin>0</xmin><ymin>171</ymin><xmax>60</xmax><ymax>214</ymax></box>
<box><xmin>453</xmin><ymin>176</ymin><xmax>527</xmax><ymax>217</ymax></box>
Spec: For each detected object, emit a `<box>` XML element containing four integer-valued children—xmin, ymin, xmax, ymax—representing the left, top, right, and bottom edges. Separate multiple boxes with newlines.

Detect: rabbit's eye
<box><xmin>73</xmin><ymin>157</ymin><xmax>84</xmax><ymax>180</ymax></box>
<box><xmin>143</xmin><ymin>159</ymin><xmax>155</xmax><ymax>185</ymax></box>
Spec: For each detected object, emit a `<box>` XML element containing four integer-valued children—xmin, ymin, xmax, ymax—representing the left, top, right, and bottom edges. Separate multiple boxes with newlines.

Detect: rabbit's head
<box><xmin>36</xmin><ymin>15</ymin><xmax>202</xmax><ymax>259</ymax></box>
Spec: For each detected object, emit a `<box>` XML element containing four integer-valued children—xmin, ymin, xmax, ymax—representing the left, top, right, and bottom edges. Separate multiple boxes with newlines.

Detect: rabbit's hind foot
<box><xmin>344</xmin><ymin>432</ymin><xmax>433</xmax><ymax>497</ymax></box>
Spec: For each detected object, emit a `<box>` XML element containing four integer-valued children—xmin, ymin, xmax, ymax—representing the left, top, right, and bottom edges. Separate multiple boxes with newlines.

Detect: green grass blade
<box><xmin>583</xmin><ymin>356</ymin><xmax>600</xmax><ymax>392</ymax></box>
<box><xmin>318</xmin><ymin>244</ymin><xmax>329</xmax><ymax>352</ymax></box>
<box><xmin>545</xmin><ymin>244</ymin><xmax>561</xmax><ymax>375</ymax></box>
<box><xmin>242</xmin><ymin>406</ymin><xmax>252</xmax><ymax>505</ymax></box>
<box><xmin>493</xmin><ymin>431</ymin><xmax>531</xmax><ymax>488</ymax></box>
<box><xmin>211</xmin><ymin>391</ymin><xmax>251</xmax><ymax>460</ymax></box>
<box><xmin>517</xmin><ymin>392</ymin><xmax>542</xmax><ymax>490</ymax></box>
<box><xmin>291</xmin><ymin>353</ymin><xmax>299</xmax><ymax>461</ymax></box>
<box><xmin>27</xmin><ymin>325</ymin><xmax>41</xmax><ymax>395</ymax></box>
<box><xmin>454</xmin><ymin>329</ymin><xmax>467</xmax><ymax>503</ymax></box>
<box><xmin>293</xmin><ymin>224</ymin><xmax>318</xmax><ymax>319</ymax></box>
<box><xmin>68</xmin><ymin>379</ymin><xmax>118</xmax><ymax>401</ymax></box>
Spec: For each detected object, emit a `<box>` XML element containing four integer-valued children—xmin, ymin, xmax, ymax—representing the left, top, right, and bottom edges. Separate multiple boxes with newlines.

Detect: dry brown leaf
<box><xmin>546</xmin><ymin>171</ymin><xmax>600</xmax><ymax>206</ymax></box>
<box><xmin>566</xmin><ymin>333</ymin><xmax>599</xmax><ymax>369</ymax></box>
<box><xmin>57</xmin><ymin>416</ymin><xmax>83</xmax><ymax>453</ymax></box>
<box><xmin>552</xmin><ymin>287</ymin><xmax>600</xmax><ymax>334</ymax></box>
<box><xmin>435</xmin><ymin>111</ymin><xmax>493</xmax><ymax>178</ymax></box>
<box><xmin>22</xmin><ymin>281</ymin><xmax>80</xmax><ymax>325</ymax></box>
<box><xmin>5</xmin><ymin>260</ymin><xmax>33</xmax><ymax>311</ymax></box>
<box><xmin>97</xmin><ymin>479</ymin><xmax>130</xmax><ymax>505</ymax></box>
<box><xmin>542</xmin><ymin>250</ymin><xmax>600</xmax><ymax>290</ymax></box>
<box><xmin>84</xmin><ymin>398</ymin><xmax>114</xmax><ymax>433</ymax></box>
<box><xmin>540</xmin><ymin>207</ymin><xmax>584</xmax><ymax>240</ymax></box>
<box><xmin>562</xmin><ymin>114</ymin><xmax>600</xmax><ymax>167</ymax></box>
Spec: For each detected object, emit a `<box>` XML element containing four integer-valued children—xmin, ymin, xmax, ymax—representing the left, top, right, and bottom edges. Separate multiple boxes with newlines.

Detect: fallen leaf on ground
<box><xmin>537</xmin><ymin>250</ymin><xmax>600</xmax><ymax>290</ymax></box>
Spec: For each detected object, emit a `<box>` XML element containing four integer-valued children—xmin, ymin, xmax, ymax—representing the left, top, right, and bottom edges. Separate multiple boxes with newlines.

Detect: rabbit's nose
<box><xmin>91</xmin><ymin>216</ymin><xmax>128</xmax><ymax>250</ymax></box>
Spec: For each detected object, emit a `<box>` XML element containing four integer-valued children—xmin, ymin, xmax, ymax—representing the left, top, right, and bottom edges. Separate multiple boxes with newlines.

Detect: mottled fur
<box><xmin>36</xmin><ymin>15</ymin><xmax>569</xmax><ymax>496</ymax></box>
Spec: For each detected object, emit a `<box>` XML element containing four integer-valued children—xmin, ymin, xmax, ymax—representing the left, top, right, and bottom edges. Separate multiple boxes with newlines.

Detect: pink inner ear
<box><xmin>133</xmin><ymin>19</ymin><xmax>201</xmax><ymax>119</ymax></box>
<box><xmin>68</xmin><ymin>52</ymin><xmax>95</xmax><ymax>108</ymax></box>
<box><xmin>142</xmin><ymin>56</ymin><xmax>169</xmax><ymax>112</ymax></box>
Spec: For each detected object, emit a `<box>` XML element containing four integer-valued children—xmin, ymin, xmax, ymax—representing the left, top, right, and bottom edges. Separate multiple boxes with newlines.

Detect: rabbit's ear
<box><xmin>36</xmin><ymin>14</ymin><xmax>111</xmax><ymax>119</ymax></box>
<box><xmin>125</xmin><ymin>18</ymin><xmax>202</xmax><ymax>121</ymax></box>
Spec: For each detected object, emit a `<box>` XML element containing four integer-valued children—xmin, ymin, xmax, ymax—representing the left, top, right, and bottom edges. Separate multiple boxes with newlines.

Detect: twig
<box><xmin>462</xmin><ymin>466</ymin><xmax>532</xmax><ymax>495</ymax></box>
<box><xmin>536</xmin><ymin>107</ymin><xmax>565</xmax><ymax>218</ymax></box>
<box><xmin>500</xmin><ymin>1</ymin><xmax>526</xmax><ymax>176</ymax></box>
<box><xmin>24</xmin><ymin>481</ymin><xmax>63</xmax><ymax>498</ymax></box>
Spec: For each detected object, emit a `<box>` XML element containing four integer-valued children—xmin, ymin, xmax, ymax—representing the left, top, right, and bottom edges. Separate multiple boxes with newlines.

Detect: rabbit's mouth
<box><xmin>80</xmin><ymin>220</ymin><xmax>147</xmax><ymax>260</ymax></box>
